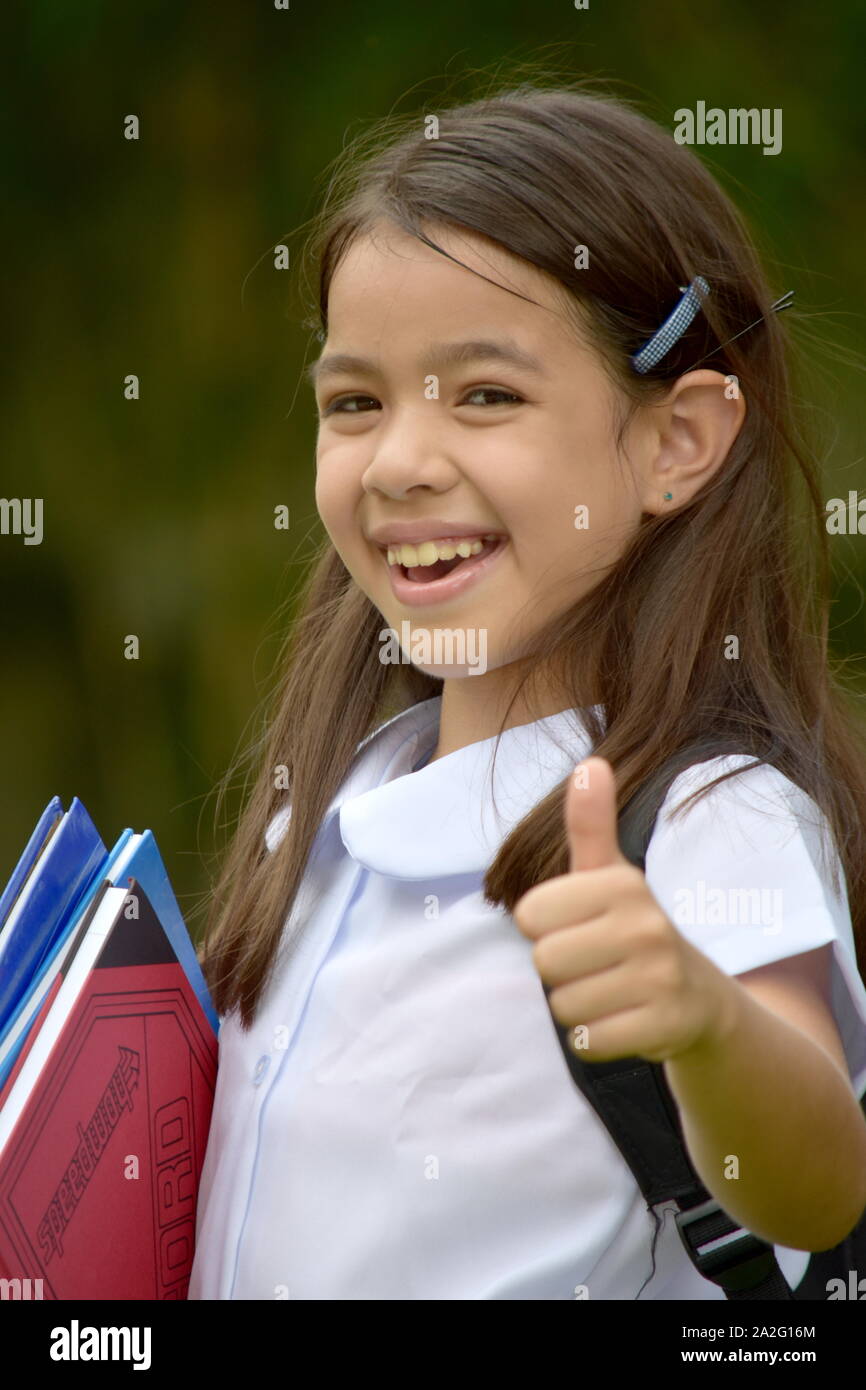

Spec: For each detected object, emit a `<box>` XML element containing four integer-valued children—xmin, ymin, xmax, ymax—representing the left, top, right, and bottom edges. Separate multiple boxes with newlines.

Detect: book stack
<box><xmin>0</xmin><ymin>797</ymin><xmax>219</xmax><ymax>1300</ymax></box>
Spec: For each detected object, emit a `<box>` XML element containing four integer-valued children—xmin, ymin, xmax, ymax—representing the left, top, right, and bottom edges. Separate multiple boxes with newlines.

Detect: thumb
<box><xmin>566</xmin><ymin>756</ymin><xmax>626</xmax><ymax>873</ymax></box>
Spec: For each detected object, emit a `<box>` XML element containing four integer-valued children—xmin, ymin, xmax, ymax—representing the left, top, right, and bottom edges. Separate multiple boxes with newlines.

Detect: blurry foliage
<box><xmin>2</xmin><ymin>2</ymin><xmax>865</xmax><ymax>935</ymax></box>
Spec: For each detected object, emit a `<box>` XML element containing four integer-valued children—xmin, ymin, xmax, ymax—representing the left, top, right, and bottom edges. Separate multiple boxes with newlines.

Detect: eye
<box><xmin>320</xmin><ymin>394</ymin><xmax>380</xmax><ymax>417</ymax></box>
<box><xmin>461</xmin><ymin>386</ymin><xmax>524</xmax><ymax>407</ymax></box>
<box><xmin>318</xmin><ymin>385</ymin><xmax>524</xmax><ymax>416</ymax></box>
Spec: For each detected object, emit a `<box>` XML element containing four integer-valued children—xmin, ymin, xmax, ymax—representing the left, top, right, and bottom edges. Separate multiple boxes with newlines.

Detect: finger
<box><xmin>566</xmin><ymin>756</ymin><xmax>627</xmax><ymax>873</ymax></box>
<box><xmin>532</xmin><ymin>920</ymin><xmax>630</xmax><ymax>986</ymax></box>
<box><xmin>514</xmin><ymin>863</ymin><xmax>641</xmax><ymax>937</ymax></box>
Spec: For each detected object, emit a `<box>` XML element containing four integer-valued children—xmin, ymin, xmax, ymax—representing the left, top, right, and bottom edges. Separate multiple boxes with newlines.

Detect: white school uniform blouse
<box><xmin>189</xmin><ymin>697</ymin><xmax>866</xmax><ymax>1301</ymax></box>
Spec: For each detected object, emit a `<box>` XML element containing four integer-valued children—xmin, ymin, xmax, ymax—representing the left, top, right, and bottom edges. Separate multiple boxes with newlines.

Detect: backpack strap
<box><xmin>546</xmin><ymin>736</ymin><xmax>795</xmax><ymax>1299</ymax></box>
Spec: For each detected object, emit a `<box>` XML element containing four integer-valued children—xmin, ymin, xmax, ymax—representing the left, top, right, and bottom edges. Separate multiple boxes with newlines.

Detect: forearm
<box><xmin>663</xmin><ymin>977</ymin><xmax>866</xmax><ymax>1251</ymax></box>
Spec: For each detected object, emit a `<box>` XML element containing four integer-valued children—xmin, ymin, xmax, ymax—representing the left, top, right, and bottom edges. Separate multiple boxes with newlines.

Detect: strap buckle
<box><xmin>675</xmin><ymin>1198</ymin><xmax>777</xmax><ymax>1293</ymax></box>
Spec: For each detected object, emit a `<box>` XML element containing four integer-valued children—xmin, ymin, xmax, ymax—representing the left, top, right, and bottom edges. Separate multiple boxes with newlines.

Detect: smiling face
<box><xmin>312</xmin><ymin>220</ymin><xmax>647</xmax><ymax>693</ymax></box>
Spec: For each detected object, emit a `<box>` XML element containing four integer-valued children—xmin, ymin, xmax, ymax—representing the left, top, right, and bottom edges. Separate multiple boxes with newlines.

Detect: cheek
<box><xmin>540</xmin><ymin>417</ymin><xmax>626</xmax><ymax>538</ymax></box>
<box><xmin>314</xmin><ymin>450</ymin><xmax>357</xmax><ymax>540</ymax></box>
<box><xmin>314</xmin><ymin>456</ymin><xmax>377</xmax><ymax>593</ymax></box>
<box><xmin>313</xmin><ymin>465</ymin><xmax>331</xmax><ymax>527</ymax></box>
<box><xmin>504</xmin><ymin>433</ymin><xmax>628</xmax><ymax>594</ymax></box>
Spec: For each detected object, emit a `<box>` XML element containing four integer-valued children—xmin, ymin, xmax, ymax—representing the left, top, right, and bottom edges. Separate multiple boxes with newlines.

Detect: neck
<box><xmin>425</xmin><ymin>662</ymin><xmax>583</xmax><ymax>764</ymax></box>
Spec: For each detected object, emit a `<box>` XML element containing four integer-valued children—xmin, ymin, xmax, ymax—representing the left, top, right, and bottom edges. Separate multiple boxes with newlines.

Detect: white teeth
<box><xmin>385</xmin><ymin>534</ymin><xmax>499</xmax><ymax>568</ymax></box>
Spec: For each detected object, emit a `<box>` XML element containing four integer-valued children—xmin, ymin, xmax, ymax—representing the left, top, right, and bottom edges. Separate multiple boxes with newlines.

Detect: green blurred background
<box><xmin>3</xmin><ymin>1</ymin><xmax>865</xmax><ymax>940</ymax></box>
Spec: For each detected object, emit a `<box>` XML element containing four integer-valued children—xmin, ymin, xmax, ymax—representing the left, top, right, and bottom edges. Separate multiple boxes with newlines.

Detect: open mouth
<box><xmin>377</xmin><ymin>533</ymin><xmax>508</xmax><ymax>606</ymax></box>
<box><xmin>395</xmin><ymin>535</ymin><xmax>504</xmax><ymax>583</ymax></box>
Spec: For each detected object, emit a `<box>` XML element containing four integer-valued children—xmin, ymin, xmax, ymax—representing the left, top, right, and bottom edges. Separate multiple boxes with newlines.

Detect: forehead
<box><xmin>325</xmin><ymin>221</ymin><xmax>576</xmax><ymax>345</ymax></box>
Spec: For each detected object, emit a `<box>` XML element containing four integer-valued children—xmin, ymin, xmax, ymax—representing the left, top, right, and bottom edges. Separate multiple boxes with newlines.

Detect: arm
<box><xmin>518</xmin><ymin>756</ymin><xmax>866</xmax><ymax>1254</ymax></box>
<box><xmin>663</xmin><ymin>944</ymin><xmax>866</xmax><ymax>1251</ymax></box>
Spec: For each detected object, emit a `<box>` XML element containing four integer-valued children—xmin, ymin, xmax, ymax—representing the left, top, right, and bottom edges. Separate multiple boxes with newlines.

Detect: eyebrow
<box><xmin>305</xmin><ymin>338</ymin><xmax>548</xmax><ymax>388</ymax></box>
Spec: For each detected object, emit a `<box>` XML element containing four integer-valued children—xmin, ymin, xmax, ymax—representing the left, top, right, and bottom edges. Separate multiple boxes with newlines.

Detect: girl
<box><xmin>189</xmin><ymin>79</ymin><xmax>866</xmax><ymax>1300</ymax></box>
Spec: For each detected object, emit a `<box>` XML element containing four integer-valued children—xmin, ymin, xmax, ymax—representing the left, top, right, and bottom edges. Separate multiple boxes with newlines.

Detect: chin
<box><xmin>371</xmin><ymin>618</ymin><xmax>493</xmax><ymax>678</ymax></box>
<box><xmin>415</xmin><ymin>662</ymin><xmax>490</xmax><ymax>680</ymax></box>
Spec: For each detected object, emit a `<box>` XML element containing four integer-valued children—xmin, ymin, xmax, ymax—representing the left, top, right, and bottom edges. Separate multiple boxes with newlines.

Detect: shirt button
<box><xmin>252</xmin><ymin>1055</ymin><xmax>270</xmax><ymax>1085</ymax></box>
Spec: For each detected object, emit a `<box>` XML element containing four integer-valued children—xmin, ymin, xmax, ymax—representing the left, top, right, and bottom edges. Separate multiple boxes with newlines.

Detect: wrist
<box><xmin>671</xmin><ymin>958</ymin><xmax>746</xmax><ymax>1070</ymax></box>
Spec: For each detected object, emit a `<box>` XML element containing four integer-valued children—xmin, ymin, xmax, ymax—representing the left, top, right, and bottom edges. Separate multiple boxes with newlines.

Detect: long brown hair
<box><xmin>198</xmin><ymin>75</ymin><xmax>866</xmax><ymax>1027</ymax></box>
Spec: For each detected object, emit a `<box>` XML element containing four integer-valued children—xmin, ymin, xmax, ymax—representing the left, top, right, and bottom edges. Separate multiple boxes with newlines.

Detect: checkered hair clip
<box><xmin>630</xmin><ymin>279</ymin><xmax>794</xmax><ymax>375</ymax></box>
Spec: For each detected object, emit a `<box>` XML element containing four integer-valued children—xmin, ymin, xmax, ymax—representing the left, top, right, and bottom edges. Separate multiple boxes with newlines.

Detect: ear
<box><xmin>635</xmin><ymin>368</ymin><xmax>746</xmax><ymax>514</ymax></box>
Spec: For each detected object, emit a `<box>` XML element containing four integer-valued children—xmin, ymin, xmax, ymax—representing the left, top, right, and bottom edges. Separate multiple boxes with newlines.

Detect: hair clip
<box><xmin>630</xmin><ymin>280</ymin><xmax>795</xmax><ymax>376</ymax></box>
<box><xmin>630</xmin><ymin>276</ymin><xmax>711</xmax><ymax>374</ymax></box>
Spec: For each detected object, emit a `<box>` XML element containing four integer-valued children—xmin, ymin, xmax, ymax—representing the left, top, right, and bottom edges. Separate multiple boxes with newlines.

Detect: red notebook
<box><xmin>0</xmin><ymin>877</ymin><xmax>217</xmax><ymax>1299</ymax></box>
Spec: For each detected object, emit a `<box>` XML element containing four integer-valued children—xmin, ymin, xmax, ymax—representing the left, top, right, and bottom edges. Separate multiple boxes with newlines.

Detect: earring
<box><xmin>663</xmin><ymin>491</ymin><xmax>673</xmax><ymax>501</ymax></box>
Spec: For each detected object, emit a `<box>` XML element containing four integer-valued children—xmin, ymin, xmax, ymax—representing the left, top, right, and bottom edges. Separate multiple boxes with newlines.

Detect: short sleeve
<box><xmin>644</xmin><ymin>755</ymin><xmax>866</xmax><ymax>1098</ymax></box>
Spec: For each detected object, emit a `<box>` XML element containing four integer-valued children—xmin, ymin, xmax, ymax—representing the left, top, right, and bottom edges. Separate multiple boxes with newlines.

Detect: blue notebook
<box><xmin>0</xmin><ymin>796</ymin><xmax>63</xmax><ymax>929</ymax></box>
<box><xmin>0</xmin><ymin>798</ymin><xmax>106</xmax><ymax>1033</ymax></box>
<box><xmin>0</xmin><ymin>828</ymin><xmax>135</xmax><ymax>1088</ymax></box>
<box><xmin>0</xmin><ymin>798</ymin><xmax>219</xmax><ymax>1060</ymax></box>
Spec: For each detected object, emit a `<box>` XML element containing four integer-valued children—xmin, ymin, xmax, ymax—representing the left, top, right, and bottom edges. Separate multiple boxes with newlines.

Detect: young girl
<box><xmin>188</xmin><ymin>79</ymin><xmax>866</xmax><ymax>1301</ymax></box>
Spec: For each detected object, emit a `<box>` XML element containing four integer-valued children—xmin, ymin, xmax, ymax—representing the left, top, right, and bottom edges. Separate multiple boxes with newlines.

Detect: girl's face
<box><xmin>312</xmin><ymin>221</ymin><xmax>648</xmax><ymax>682</ymax></box>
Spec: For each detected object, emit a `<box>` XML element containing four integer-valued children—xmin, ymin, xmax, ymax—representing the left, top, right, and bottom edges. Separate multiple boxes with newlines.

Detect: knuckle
<box><xmin>547</xmin><ymin>985</ymin><xmax>571</xmax><ymax>1025</ymax></box>
<box><xmin>612</xmin><ymin>863</ymin><xmax>645</xmax><ymax>895</ymax></box>
<box><xmin>531</xmin><ymin>936</ymin><xmax>554</xmax><ymax>975</ymax></box>
<box><xmin>513</xmin><ymin>884</ymin><xmax>547</xmax><ymax>933</ymax></box>
<box><xmin>512</xmin><ymin>898</ymin><xmax>534</xmax><ymax>933</ymax></box>
<box><xmin>634</xmin><ymin>905</ymin><xmax>672</xmax><ymax>946</ymax></box>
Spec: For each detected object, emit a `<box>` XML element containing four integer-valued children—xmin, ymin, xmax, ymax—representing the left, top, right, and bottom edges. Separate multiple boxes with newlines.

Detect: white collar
<box><xmin>268</xmin><ymin>697</ymin><xmax>598</xmax><ymax>879</ymax></box>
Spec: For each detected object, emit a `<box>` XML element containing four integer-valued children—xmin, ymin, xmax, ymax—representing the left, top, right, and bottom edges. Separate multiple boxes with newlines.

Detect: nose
<box><xmin>360</xmin><ymin>403</ymin><xmax>458</xmax><ymax>499</ymax></box>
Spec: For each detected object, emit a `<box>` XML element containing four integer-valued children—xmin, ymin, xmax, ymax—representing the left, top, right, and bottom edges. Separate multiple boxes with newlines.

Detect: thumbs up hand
<box><xmin>513</xmin><ymin>757</ymin><xmax>734</xmax><ymax>1065</ymax></box>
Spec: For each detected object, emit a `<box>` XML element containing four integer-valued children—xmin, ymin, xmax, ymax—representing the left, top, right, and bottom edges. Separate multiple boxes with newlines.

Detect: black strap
<box><xmin>547</xmin><ymin>735</ymin><xmax>795</xmax><ymax>1298</ymax></box>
